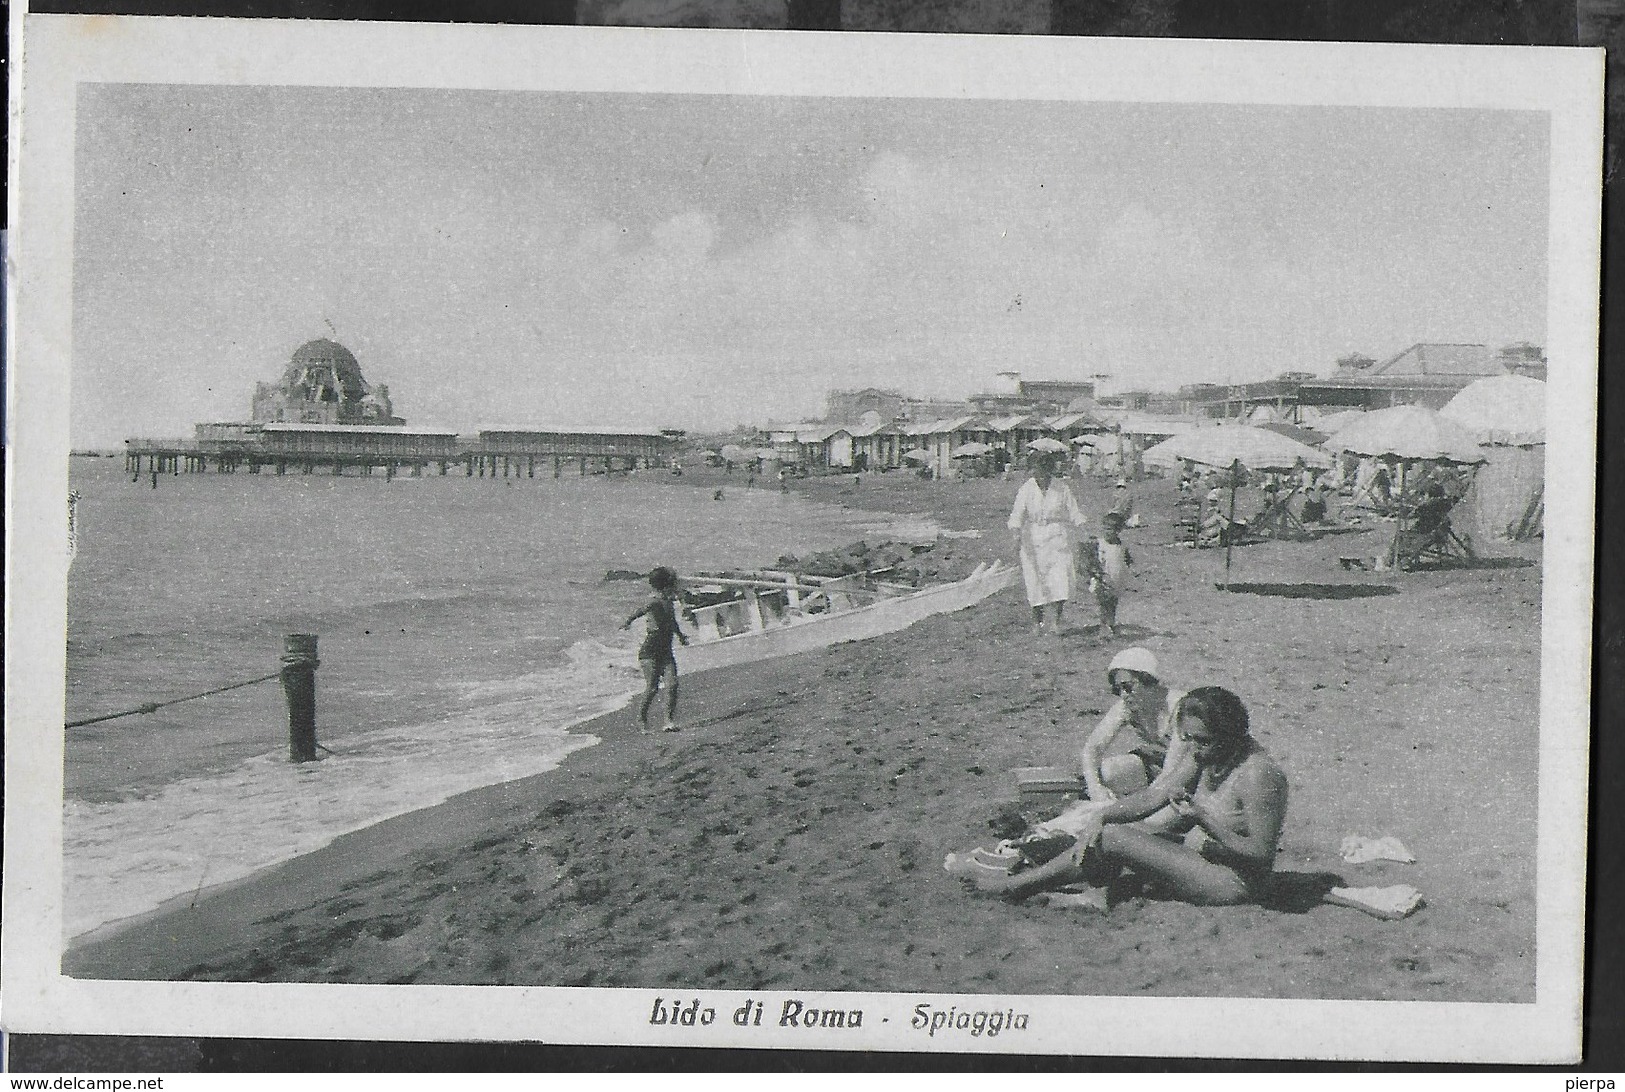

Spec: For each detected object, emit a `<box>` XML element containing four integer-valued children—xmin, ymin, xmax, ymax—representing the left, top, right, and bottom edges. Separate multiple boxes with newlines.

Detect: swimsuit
<box><xmin>638</xmin><ymin>597</ymin><xmax>681</xmax><ymax>669</ymax></box>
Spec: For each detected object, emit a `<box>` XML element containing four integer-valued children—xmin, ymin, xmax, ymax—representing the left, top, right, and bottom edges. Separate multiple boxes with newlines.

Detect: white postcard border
<box><xmin>5</xmin><ymin>15</ymin><xmax>1602</xmax><ymax>1062</ymax></box>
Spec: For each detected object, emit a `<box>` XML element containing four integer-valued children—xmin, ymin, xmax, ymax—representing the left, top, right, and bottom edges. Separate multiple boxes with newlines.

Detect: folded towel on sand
<box><xmin>1324</xmin><ymin>884</ymin><xmax>1425</xmax><ymax>920</ymax></box>
<box><xmin>1340</xmin><ymin>834</ymin><xmax>1416</xmax><ymax>865</ymax></box>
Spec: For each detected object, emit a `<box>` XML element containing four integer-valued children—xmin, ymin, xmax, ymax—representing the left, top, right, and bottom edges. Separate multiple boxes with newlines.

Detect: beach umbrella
<box><xmin>1330</xmin><ymin>404</ymin><xmax>1485</xmax><ymax>464</ymax></box>
<box><xmin>1255</xmin><ymin>421</ymin><xmax>1329</xmax><ymax>447</ymax></box>
<box><xmin>1331</xmin><ymin>405</ymin><xmax>1486</xmax><ymax>570</ymax></box>
<box><xmin>1071</xmin><ymin>434</ymin><xmax>1102</xmax><ymax>447</ymax></box>
<box><xmin>1142</xmin><ymin>424</ymin><xmax>1332</xmax><ymax>473</ymax></box>
<box><xmin>952</xmin><ymin>442</ymin><xmax>993</xmax><ymax>458</ymax></box>
<box><xmin>719</xmin><ymin>444</ymin><xmax>747</xmax><ymax>462</ymax></box>
<box><xmin>1143</xmin><ymin>427</ymin><xmax>1330</xmax><ymax>584</ymax></box>
<box><xmin>1440</xmin><ymin>375</ymin><xmax>1546</xmax><ymax>446</ymax></box>
<box><xmin>1027</xmin><ymin>437</ymin><xmax>1068</xmax><ymax>454</ymax></box>
<box><xmin>1313</xmin><ymin>410</ymin><xmax>1367</xmax><ymax>437</ymax></box>
<box><xmin>901</xmin><ymin>449</ymin><xmax>933</xmax><ymax>464</ymax></box>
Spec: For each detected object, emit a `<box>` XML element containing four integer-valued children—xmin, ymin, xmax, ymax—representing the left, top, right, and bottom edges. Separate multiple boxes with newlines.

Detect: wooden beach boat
<box><xmin>676</xmin><ymin>560</ymin><xmax>1016</xmax><ymax>675</ymax></box>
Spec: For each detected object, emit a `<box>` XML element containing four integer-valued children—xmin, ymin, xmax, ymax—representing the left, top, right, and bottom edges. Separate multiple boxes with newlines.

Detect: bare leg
<box><xmin>637</xmin><ymin>659</ymin><xmax>660</xmax><ymax>728</ymax></box>
<box><xmin>964</xmin><ymin>844</ymin><xmax>1094</xmax><ymax>900</ymax></box>
<box><xmin>1098</xmin><ymin>825</ymin><xmax>1252</xmax><ymax>905</ymax></box>
<box><xmin>661</xmin><ymin>663</ymin><xmax>680</xmax><ymax>729</ymax></box>
<box><xmin>965</xmin><ymin>823</ymin><xmax>1251</xmax><ymax>906</ymax></box>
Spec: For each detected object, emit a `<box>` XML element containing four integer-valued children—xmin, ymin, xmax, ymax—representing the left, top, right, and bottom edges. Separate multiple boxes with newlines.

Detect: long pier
<box><xmin>124</xmin><ymin>425</ymin><xmax>681</xmax><ymax>481</ymax></box>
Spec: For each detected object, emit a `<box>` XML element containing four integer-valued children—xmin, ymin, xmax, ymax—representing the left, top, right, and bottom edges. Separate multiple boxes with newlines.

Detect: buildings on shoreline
<box><xmin>743</xmin><ymin>342</ymin><xmax>1547</xmax><ymax>478</ymax></box>
<box><xmin>116</xmin><ymin>336</ymin><xmax>1546</xmax><ymax>482</ymax></box>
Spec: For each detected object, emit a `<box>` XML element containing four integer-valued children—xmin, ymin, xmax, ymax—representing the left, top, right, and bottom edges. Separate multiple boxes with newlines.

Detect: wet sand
<box><xmin>67</xmin><ymin>469</ymin><xmax>1541</xmax><ymax>1001</ymax></box>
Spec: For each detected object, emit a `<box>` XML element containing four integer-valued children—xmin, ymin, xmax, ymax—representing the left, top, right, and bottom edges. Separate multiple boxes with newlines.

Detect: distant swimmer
<box><xmin>620</xmin><ymin>566</ymin><xmax>689</xmax><ymax>733</ymax></box>
<box><xmin>714</xmin><ymin>489</ymin><xmax>725</xmax><ymax>501</ymax></box>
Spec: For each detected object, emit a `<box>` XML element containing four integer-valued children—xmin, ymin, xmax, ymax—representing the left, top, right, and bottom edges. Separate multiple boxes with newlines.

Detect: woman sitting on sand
<box><xmin>1080</xmin><ymin>647</ymin><xmax>1187</xmax><ymax>807</ymax></box>
<box><xmin>971</xmin><ymin>686</ymin><xmax>1288</xmax><ymax>907</ymax></box>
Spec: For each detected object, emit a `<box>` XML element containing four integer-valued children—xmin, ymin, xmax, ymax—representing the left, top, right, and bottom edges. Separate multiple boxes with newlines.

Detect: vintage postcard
<box><xmin>4</xmin><ymin>15</ymin><xmax>1601</xmax><ymax>1062</ymax></box>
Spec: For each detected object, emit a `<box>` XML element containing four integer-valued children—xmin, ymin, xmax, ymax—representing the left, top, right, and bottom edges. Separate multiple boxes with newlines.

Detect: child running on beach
<box><xmin>621</xmin><ymin>566</ymin><xmax>689</xmax><ymax>732</ymax></box>
<box><xmin>1083</xmin><ymin>512</ymin><xmax>1133</xmax><ymax>637</ymax></box>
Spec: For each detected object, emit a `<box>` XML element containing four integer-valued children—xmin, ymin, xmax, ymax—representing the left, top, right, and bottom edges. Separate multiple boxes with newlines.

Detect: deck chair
<box><xmin>1391</xmin><ymin>495</ymin><xmax>1476</xmax><ymax>571</ymax></box>
<box><xmin>1250</xmin><ymin>488</ymin><xmax>1314</xmax><ymax>541</ymax></box>
<box><xmin>1174</xmin><ymin>496</ymin><xmax>1202</xmax><ymax>546</ymax></box>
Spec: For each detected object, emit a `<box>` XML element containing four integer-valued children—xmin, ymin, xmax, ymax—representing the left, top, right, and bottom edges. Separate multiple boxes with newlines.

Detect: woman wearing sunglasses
<box><xmin>1078</xmin><ymin>647</ymin><xmax>1190</xmax><ymax>816</ymax></box>
<box><xmin>972</xmin><ymin>685</ymin><xmax>1288</xmax><ymax>908</ymax></box>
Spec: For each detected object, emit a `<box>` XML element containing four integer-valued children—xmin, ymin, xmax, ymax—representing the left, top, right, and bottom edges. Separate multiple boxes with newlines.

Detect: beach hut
<box><xmin>824</xmin><ymin>428</ymin><xmax>856</xmax><ymax>470</ymax></box>
<box><xmin>918</xmin><ymin>416</ymin><xmax>994</xmax><ymax>480</ymax></box>
<box><xmin>1441</xmin><ymin>375</ymin><xmax>1546</xmax><ymax>542</ymax></box>
<box><xmin>847</xmin><ymin>419</ymin><xmax>903</xmax><ymax>471</ymax></box>
<box><xmin>987</xmin><ymin>413</ymin><xmax>1051</xmax><ymax>456</ymax></box>
<box><xmin>768</xmin><ymin>425</ymin><xmax>812</xmax><ymax>466</ymax></box>
<box><xmin>1042</xmin><ymin>410</ymin><xmax>1112</xmax><ymax>445</ymax></box>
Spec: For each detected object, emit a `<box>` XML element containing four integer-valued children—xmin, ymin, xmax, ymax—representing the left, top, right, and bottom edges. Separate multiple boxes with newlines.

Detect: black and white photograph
<box><xmin>3</xmin><ymin>15</ymin><xmax>1601</xmax><ymax>1062</ymax></box>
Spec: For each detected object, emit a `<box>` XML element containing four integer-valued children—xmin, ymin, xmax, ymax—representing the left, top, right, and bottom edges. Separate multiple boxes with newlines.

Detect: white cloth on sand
<box><xmin>1324</xmin><ymin>884</ymin><xmax>1425</xmax><ymax>920</ymax></box>
<box><xmin>1340</xmin><ymin>834</ymin><xmax>1417</xmax><ymax>865</ymax></box>
<box><xmin>1008</xmin><ymin>477</ymin><xmax>1088</xmax><ymax>607</ymax></box>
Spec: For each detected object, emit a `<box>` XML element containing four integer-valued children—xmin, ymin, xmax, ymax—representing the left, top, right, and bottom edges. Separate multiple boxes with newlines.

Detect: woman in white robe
<box><xmin>1007</xmin><ymin>450</ymin><xmax>1089</xmax><ymax>632</ymax></box>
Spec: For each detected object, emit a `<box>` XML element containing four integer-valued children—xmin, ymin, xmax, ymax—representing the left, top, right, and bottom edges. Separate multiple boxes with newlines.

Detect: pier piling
<box><xmin>280</xmin><ymin>634</ymin><xmax>320</xmax><ymax>763</ymax></box>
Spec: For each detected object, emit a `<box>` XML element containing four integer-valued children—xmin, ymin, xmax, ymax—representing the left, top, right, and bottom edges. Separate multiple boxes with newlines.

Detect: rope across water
<box><xmin>65</xmin><ymin>671</ymin><xmax>283</xmax><ymax>729</ymax></box>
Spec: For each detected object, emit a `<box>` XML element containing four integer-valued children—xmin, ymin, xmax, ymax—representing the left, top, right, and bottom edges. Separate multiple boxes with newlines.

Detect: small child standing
<box><xmin>621</xmin><ymin>566</ymin><xmax>689</xmax><ymax>732</ymax></box>
<box><xmin>1083</xmin><ymin>512</ymin><xmax>1133</xmax><ymax>637</ymax></box>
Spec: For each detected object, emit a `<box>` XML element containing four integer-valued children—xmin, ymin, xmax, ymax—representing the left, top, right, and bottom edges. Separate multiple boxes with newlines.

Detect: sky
<box><xmin>70</xmin><ymin>85</ymin><xmax>1548</xmax><ymax>444</ymax></box>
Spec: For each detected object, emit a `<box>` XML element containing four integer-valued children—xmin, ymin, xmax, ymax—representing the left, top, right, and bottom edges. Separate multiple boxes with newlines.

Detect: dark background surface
<box><xmin>5</xmin><ymin>0</ymin><xmax>1619</xmax><ymax>1073</ymax></box>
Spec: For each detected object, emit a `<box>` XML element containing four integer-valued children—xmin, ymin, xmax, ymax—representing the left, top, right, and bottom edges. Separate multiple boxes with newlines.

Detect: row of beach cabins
<box><xmin>757</xmin><ymin>410</ymin><xmax>1198</xmax><ymax>480</ymax></box>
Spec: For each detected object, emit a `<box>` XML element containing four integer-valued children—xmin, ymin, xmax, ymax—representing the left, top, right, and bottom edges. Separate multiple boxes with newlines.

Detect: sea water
<box><xmin>63</xmin><ymin>458</ymin><xmax>938</xmax><ymax>939</ymax></box>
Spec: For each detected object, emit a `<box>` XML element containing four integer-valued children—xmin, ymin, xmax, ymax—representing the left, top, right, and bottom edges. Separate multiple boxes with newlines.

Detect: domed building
<box><xmin>252</xmin><ymin>339</ymin><xmax>404</xmax><ymax>426</ymax></box>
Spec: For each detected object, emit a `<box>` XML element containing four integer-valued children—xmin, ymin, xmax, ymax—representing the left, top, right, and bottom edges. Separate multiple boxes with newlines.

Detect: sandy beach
<box><xmin>66</xmin><ymin>468</ymin><xmax>1541</xmax><ymax>1002</ymax></box>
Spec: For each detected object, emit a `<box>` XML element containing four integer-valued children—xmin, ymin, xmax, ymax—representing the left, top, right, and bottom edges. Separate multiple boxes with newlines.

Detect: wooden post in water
<box><xmin>281</xmin><ymin>634</ymin><xmax>320</xmax><ymax>763</ymax></box>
